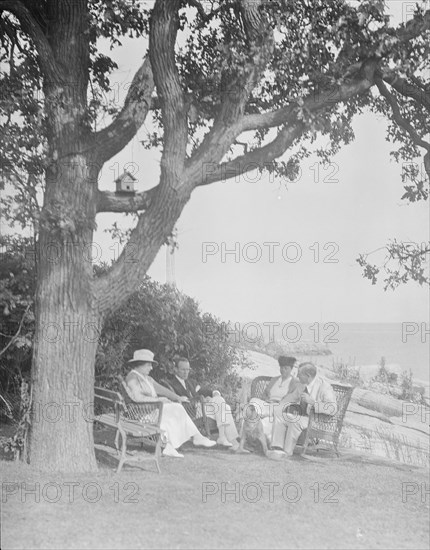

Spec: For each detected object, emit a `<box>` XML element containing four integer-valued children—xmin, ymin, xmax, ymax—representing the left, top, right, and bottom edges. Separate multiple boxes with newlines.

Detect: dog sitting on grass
<box><xmin>236</xmin><ymin>403</ymin><xmax>268</xmax><ymax>457</ymax></box>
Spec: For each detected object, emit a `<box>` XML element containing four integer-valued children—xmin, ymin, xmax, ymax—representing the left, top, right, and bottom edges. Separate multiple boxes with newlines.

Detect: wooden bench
<box><xmin>94</xmin><ymin>387</ymin><xmax>164</xmax><ymax>474</ymax></box>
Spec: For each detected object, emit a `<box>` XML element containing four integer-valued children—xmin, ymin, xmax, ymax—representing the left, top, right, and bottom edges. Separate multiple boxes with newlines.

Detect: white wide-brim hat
<box><xmin>128</xmin><ymin>349</ymin><xmax>158</xmax><ymax>365</ymax></box>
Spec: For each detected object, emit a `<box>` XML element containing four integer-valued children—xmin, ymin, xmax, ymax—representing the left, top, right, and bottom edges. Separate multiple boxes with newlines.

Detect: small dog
<box><xmin>236</xmin><ymin>404</ymin><xmax>268</xmax><ymax>457</ymax></box>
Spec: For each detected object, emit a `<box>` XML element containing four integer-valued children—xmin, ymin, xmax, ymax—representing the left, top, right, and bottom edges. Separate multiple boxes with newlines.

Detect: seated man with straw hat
<box><xmin>125</xmin><ymin>349</ymin><xmax>216</xmax><ymax>458</ymax></box>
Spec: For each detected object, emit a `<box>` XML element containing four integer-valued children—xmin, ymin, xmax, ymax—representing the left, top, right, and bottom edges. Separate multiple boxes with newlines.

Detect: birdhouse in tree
<box><xmin>115</xmin><ymin>171</ymin><xmax>137</xmax><ymax>194</ymax></box>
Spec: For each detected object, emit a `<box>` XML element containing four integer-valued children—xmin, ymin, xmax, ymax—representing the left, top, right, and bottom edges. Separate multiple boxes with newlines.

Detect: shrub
<box><xmin>373</xmin><ymin>357</ymin><xmax>398</xmax><ymax>385</ymax></box>
<box><xmin>95</xmin><ymin>276</ymin><xmax>248</xmax><ymax>404</ymax></box>
<box><xmin>0</xmin><ymin>235</ymin><xmax>35</xmax><ymax>400</ymax></box>
<box><xmin>332</xmin><ymin>359</ymin><xmax>362</xmax><ymax>386</ymax></box>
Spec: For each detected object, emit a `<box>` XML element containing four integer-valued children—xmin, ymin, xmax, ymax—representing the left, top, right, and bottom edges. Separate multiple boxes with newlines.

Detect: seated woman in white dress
<box><xmin>125</xmin><ymin>349</ymin><xmax>216</xmax><ymax>458</ymax></box>
<box><xmin>249</xmin><ymin>356</ymin><xmax>299</xmax><ymax>445</ymax></box>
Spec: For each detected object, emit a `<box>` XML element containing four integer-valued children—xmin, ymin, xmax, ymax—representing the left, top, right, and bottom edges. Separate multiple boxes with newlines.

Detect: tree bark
<box><xmin>29</xmin><ymin>132</ymin><xmax>101</xmax><ymax>472</ymax></box>
<box><xmin>27</xmin><ymin>0</ymin><xmax>99</xmax><ymax>472</ymax></box>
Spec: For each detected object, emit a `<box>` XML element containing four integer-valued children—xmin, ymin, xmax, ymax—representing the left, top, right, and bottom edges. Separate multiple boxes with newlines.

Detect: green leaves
<box><xmin>0</xmin><ymin>235</ymin><xmax>35</xmax><ymax>391</ymax></box>
<box><xmin>357</xmin><ymin>241</ymin><xmax>430</xmax><ymax>290</ymax></box>
<box><xmin>96</xmin><ymin>275</ymin><xmax>242</xmax><ymax>398</ymax></box>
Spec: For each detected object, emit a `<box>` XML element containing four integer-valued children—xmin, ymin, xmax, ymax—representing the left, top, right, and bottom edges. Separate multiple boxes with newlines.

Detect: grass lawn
<box><xmin>1</xmin><ymin>426</ymin><xmax>429</xmax><ymax>550</ymax></box>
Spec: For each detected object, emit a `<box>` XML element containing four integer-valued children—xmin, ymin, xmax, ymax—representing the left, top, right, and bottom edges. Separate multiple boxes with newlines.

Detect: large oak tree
<box><xmin>0</xmin><ymin>0</ymin><xmax>428</xmax><ymax>471</ymax></box>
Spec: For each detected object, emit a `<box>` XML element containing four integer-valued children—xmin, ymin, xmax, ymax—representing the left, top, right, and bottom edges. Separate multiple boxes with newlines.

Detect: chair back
<box><xmin>331</xmin><ymin>383</ymin><xmax>354</xmax><ymax>423</ymax></box>
<box><xmin>312</xmin><ymin>383</ymin><xmax>354</xmax><ymax>433</ymax></box>
<box><xmin>251</xmin><ymin>376</ymin><xmax>273</xmax><ymax>399</ymax></box>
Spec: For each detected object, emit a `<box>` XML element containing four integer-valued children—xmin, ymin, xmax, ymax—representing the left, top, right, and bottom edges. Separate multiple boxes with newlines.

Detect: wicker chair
<box><xmin>249</xmin><ymin>376</ymin><xmax>353</xmax><ymax>457</ymax></box>
<box><xmin>301</xmin><ymin>383</ymin><xmax>354</xmax><ymax>457</ymax></box>
<box><xmin>250</xmin><ymin>376</ymin><xmax>273</xmax><ymax>400</ymax></box>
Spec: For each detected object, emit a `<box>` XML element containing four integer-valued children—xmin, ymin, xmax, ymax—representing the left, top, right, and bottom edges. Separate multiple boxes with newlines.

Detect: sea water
<box><xmin>241</xmin><ymin>321</ymin><xmax>429</xmax><ymax>387</ymax></box>
<box><xmin>323</xmin><ymin>323</ymin><xmax>429</xmax><ymax>384</ymax></box>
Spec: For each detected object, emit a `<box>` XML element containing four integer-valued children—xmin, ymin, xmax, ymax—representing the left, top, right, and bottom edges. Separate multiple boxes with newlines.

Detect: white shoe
<box><xmin>192</xmin><ymin>436</ymin><xmax>216</xmax><ymax>448</ymax></box>
<box><xmin>162</xmin><ymin>444</ymin><xmax>184</xmax><ymax>458</ymax></box>
<box><xmin>216</xmin><ymin>438</ymin><xmax>233</xmax><ymax>447</ymax></box>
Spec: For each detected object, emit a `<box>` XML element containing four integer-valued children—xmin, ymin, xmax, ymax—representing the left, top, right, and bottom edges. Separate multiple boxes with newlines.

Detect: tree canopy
<box><xmin>1</xmin><ymin>1</ymin><xmax>429</xmax><ymax>286</ymax></box>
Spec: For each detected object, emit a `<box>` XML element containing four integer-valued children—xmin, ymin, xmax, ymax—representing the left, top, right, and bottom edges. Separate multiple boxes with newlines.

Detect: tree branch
<box><xmin>381</xmin><ymin>70</ymin><xmax>430</xmax><ymax>112</ymax></box>
<box><xmin>94</xmin><ymin>1</ymin><xmax>192</xmax><ymax>316</ymax></box>
<box><xmin>188</xmin><ymin>61</ymin><xmax>378</xmax><ymax>187</ymax></box>
<box><xmin>0</xmin><ymin>303</ymin><xmax>31</xmax><ymax>359</ymax></box>
<box><xmin>396</xmin><ymin>9</ymin><xmax>430</xmax><ymax>42</ymax></box>
<box><xmin>0</xmin><ymin>0</ymin><xmax>65</xmax><ymax>82</ymax></box>
<box><xmin>376</xmin><ymin>78</ymin><xmax>430</xmax><ymax>153</ymax></box>
<box><xmin>1</xmin><ymin>16</ymin><xmax>26</xmax><ymax>59</ymax></box>
<box><xmin>94</xmin><ymin>183</ymin><xmax>192</xmax><ymax>317</ymax></box>
<box><xmin>185</xmin><ymin>0</ymin><xmax>234</xmax><ymax>24</ymax></box>
<box><xmin>410</xmin><ymin>75</ymin><xmax>428</xmax><ymax>90</ymax></box>
<box><xmin>185</xmin><ymin>0</ymin><xmax>275</xmax><ymax>183</ymax></box>
<box><xmin>149</xmin><ymin>0</ymin><xmax>188</xmax><ymax>183</ymax></box>
<box><xmin>196</xmin><ymin>123</ymin><xmax>305</xmax><ymax>186</ymax></box>
<box><xmin>240</xmin><ymin>65</ymin><xmax>377</xmax><ymax>132</ymax></box>
<box><xmin>96</xmin><ymin>187</ymin><xmax>157</xmax><ymax>213</ymax></box>
<box><xmin>184</xmin><ymin>3</ymin><xmax>429</xmax><ymax>188</ymax></box>
<box><xmin>92</xmin><ymin>57</ymin><xmax>154</xmax><ymax>165</ymax></box>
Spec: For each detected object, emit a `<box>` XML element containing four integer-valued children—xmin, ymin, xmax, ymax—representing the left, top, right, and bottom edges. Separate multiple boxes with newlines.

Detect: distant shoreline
<box><xmin>236</xmin><ymin>321</ymin><xmax>429</xmax><ymax>385</ymax></box>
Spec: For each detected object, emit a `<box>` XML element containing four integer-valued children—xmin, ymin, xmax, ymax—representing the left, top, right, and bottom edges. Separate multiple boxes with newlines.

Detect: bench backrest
<box><xmin>94</xmin><ymin>387</ymin><xmax>124</xmax><ymax>422</ymax></box>
<box><xmin>117</xmin><ymin>377</ymin><xmax>163</xmax><ymax>425</ymax></box>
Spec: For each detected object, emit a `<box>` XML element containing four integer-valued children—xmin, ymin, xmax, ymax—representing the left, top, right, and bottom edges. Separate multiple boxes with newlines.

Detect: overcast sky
<box><xmin>93</xmin><ymin>7</ymin><xmax>429</xmax><ymax>325</ymax></box>
<box><xmin>96</xmin><ymin>111</ymin><xmax>429</xmax><ymax>323</ymax></box>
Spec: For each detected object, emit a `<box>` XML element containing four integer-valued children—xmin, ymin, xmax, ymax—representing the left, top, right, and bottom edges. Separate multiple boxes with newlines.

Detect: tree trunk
<box><xmin>29</xmin><ymin>302</ymin><xmax>99</xmax><ymax>472</ymax></box>
<box><xmin>27</xmin><ymin>0</ymin><xmax>100</xmax><ymax>472</ymax></box>
<box><xmin>28</xmin><ymin>151</ymin><xmax>100</xmax><ymax>472</ymax></box>
<box><xmin>26</xmin><ymin>0</ymin><xmax>192</xmax><ymax>472</ymax></box>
